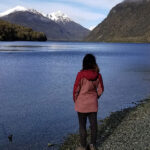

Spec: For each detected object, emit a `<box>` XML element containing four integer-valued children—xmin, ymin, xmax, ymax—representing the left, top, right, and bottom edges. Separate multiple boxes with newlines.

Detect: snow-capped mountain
<box><xmin>0</xmin><ymin>6</ymin><xmax>42</xmax><ymax>17</ymax></box>
<box><xmin>0</xmin><ymin>6</ymin><xmax>27</xmax><ymax>17</ymax></box>
<box><xmin>0</xmin><ymin>6</ymin><xmax>90</xmax><ymax>41</ymax></box>
<box><xmin>89</xmin><ymin>25</ymin><xmax>96</xmax><ymax>31</ymax></box>
<box><xmin>45</xmin><ymin>11</ymin><xmax>71</xmax><ymax>23</ymax></box>
<box><xmin>0</xmin><ymin>6</ymin><xmax>71</xmax><ymax>23</ymax></box>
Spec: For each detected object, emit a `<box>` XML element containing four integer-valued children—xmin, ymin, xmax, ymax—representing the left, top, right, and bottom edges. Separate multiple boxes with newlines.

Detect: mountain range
<box><xmin>85</xmin><ymin>0</ymin><xmax>150</xmax><ymax>43</ymax></box>
<box><xmin>0</xmin><ymin>6</ymin><xmax>89</xmax><ymax>41</ymax></box>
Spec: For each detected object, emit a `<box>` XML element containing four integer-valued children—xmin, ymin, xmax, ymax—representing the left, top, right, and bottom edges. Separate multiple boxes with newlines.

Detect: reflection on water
<box><xmin>0</xmin><ymin>41</ymin><xmax>150</xmax><ymax>150</ymax></box>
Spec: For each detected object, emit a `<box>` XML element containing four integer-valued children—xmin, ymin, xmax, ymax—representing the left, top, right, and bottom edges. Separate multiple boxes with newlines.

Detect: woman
<box><xmin>73</xmin><ymin>54</ymin><xmax>104</xmax><ymax>150</ymax></box>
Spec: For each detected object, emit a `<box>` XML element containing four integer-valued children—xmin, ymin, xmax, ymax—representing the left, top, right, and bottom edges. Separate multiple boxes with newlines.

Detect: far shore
<box><xmin>59</xmin><ymin>97</ymin><xmax>150</xmax><ymax>150</ymax></box>
<box><xmin>1</xmin><ymin>40</ymin><xmax>150</xmax><ymax>44</ymax></box>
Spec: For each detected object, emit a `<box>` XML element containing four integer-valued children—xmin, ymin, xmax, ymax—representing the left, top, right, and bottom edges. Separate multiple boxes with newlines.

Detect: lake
<box><xmin>0</xmin><ymin>41</ymin><xmax>150</xmax><ymax>150</ymax></box>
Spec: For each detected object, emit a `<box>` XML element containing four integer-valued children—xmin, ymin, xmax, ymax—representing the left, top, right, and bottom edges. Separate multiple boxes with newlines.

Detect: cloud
<box><xmin>65</xmin><ymin>0</ymin><xmax>123</xmax><ymax>9</ymax></box>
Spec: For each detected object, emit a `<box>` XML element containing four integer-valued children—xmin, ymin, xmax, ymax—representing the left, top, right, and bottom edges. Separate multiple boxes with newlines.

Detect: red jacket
<box><xmin>73</xmin><ymin>70</ymin><xmax>104</xmax><ymax>113</ymax></box>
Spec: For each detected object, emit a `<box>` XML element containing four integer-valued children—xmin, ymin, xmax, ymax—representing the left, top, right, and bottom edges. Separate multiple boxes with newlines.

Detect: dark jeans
<box><xmin>77</xmin><ymin>112</ymin><xmax>97</xmax><ymax>147</ymax></box>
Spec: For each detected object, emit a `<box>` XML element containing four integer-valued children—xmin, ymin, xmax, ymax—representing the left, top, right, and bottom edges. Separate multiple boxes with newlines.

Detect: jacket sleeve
<box><xmin>97</xmin><ymin>73</ymin><xmax>104</xmax><ymax>98</ymax></box>
<box><xmin>73</xmin><ymin>72</ymin><xmax>81</xmax><ymax>102</ymax></box>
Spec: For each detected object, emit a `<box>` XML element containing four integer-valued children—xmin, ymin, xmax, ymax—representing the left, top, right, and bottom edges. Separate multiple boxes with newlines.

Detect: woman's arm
<box><xmin>73</xmin><ymin>72</ymin><xmax>82</xmax><ymax>102</ymax></box>
<box><xmin>97</xmin><ymin>73</ymin><xmax>104</xmax><ymax>98</ymax></box>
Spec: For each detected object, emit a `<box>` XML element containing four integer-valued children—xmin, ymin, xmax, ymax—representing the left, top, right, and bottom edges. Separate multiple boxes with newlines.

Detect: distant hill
<box><xmin>85</xmin><ymin>0</ymin><xmax>150</xmax><ymax>43</ymax></box>
<box><xmin>0</xmin><ymin>19</ymin><xmax>47</xmax><ymax>41</ymax></box>
<box><xmin>0</xmin><ymin>6</ymin><xmax>89</xmax><ymax>41</ymax></box>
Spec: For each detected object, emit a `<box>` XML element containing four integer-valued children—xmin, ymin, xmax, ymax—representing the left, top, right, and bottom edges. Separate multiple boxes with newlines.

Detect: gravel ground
<box><xmin>59</xmin><ymin>98</ymin><xmax>150</xmax><ymax>150</ymax></box>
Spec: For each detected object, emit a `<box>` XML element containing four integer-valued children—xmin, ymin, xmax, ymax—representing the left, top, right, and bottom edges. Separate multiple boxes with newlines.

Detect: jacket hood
<box><xmin>79</xmin><ymin>70</ymin><xmax>98</xmax><ymax>81</ymax></box>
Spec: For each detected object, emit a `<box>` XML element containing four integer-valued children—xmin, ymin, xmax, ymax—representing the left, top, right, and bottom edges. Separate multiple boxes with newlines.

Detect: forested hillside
<box><xmin>0</xmin><ymin>20</ymin><xmax>47</xmax><ymax>41</ymax></box>
<box><xmin>85</xmin><ymin>0</ymin><xmax>150</xmax><ymax>43</ymax></box>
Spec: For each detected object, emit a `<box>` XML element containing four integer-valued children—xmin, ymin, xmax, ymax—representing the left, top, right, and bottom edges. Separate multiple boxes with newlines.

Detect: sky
<box><xmin>0</xmin><ymin>0</ymin><xmax>123</xmax><ymax>29</ymax></box>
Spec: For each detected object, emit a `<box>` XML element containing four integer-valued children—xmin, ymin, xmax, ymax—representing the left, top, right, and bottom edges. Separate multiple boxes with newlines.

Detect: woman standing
<box><xmin>73</xmin><ymin>54</ymin><xmax>104</xmax><ymax>150</ymax></box>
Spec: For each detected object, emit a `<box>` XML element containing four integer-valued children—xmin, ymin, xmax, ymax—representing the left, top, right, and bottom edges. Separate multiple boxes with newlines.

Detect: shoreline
<box><xmin>59</xmin><ymin>97</ymin><xmax>150</xmax><ymax>150</ymax></box>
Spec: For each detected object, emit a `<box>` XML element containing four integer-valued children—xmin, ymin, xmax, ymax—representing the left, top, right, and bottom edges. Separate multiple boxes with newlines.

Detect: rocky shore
<box><xmin>59</xmin><ymin>98</ymin><xmax>150</xmax><ymax>150</ymax></box>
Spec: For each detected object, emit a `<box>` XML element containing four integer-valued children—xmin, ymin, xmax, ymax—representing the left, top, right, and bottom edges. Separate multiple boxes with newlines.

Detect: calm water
<box><xmin>0</xmin><ymin>41</ymin><xmax>150</xmax><ymax>150</ymax></box>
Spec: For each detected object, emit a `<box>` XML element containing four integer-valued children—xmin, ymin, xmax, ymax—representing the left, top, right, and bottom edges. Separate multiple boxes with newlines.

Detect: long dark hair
<box><xmin>82</xmin><ymin>54</ymin><xmax>96</xmax><ymax>70</ymax></box>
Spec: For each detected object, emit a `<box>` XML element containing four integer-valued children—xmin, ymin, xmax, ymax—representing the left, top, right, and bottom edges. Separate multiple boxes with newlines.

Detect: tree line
<box><xmin>0</xmin><ymin>20</ymin><xmax>47</xmax><ymax>41</ymax></box>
